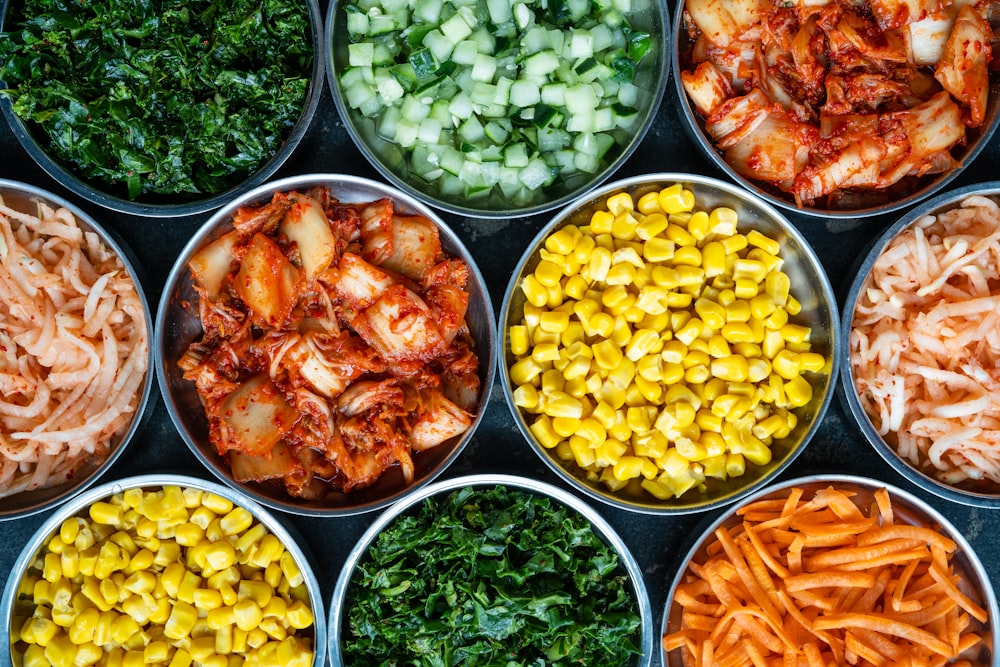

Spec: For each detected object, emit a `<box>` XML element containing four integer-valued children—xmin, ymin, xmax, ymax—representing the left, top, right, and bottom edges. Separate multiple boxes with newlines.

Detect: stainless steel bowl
<box><xmin>0</xmin><ymin>473</ymin><xmax>326</xmax><ymax>667</ymax></box>
<box><xmin>660</xmin><ymin>474</ymin><xmax>998</xmax><ymax>666</ymax></box>
<box><xmin>671</xmin><ymin>2</ymin><xmax>1000</xmax><ymax>219</ymax></box>
<box><xmin>840</xmin><ymin>182</ymin><xmax>1000</xmax><ymax>507</ymax></box>
<box><xmin>325</xmin><ymin>0</ymin><xmax>668</xmax><ymax>219</ymax></box>
<box><xmin>499</xmin><ymin>173</ymin><xmax>839</xmax><ymax>514</ymax></box>
<box><xmin>0</xmin><ymin>180</ymin><xmax>153</xmax><ymax>521</ymax></box>
<box><xmin>0</xmin><ymin>0</ymin><xmax>324</xmax><ymax>218</ymax></box>
<box><xmin>329</xmin><ymin>473</ymin><xmax>655</xmax><ymax>667</ymax></box>
<box><xmin>156</xmin><ymin>173</ymin><xmax>496</xmax><ymax>516</ymax></box>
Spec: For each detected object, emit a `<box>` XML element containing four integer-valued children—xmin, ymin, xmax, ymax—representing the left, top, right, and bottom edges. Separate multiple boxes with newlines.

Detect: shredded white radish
<box><xmin>851</xmin><ymin>195</ymin><xmax>1000</xmax><ymax>487</ymax></box>
<box><xmin>0</xmin><ymin>196</ymin><xmax>148</xmax><ymax>499</ymax></box>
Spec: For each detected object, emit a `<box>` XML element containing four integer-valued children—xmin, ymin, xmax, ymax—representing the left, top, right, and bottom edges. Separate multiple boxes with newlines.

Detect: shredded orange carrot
<box><xmin>663</xmin><ymin>485</ymin><xmax>990</xmax><ymax>667</ymax></box>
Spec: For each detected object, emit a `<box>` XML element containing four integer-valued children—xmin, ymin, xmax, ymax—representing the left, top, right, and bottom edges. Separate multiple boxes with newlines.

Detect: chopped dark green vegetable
<box><xmin>0</xmin><ymin>0</ymin><xmax>314</xmax><ymax>201</ymax></box>
<box><xmin>343</xmin><ymin>485</ymin><xmax>643</xmax><ymax>666</ymax></box>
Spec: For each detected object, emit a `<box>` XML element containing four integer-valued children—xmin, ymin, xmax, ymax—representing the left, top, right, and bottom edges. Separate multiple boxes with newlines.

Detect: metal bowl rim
<box><xmin>0</xmin><ymin>473</ymin><xmax>328</xmax><ymax>667</ymax></box>
<box><xmin>0</xmin><ymin>178</ymin><xmax>155</xmax><ymax>521</ymax></box>
<box><xmin>0</xmin><ymin>0</ymin><xmax>325</xmax><ymax>218</ymax></box>
<box><xmin>658</xmin><ymin>473</ymin><xmax>1000</xmax><ymax>666</ymax></box>
<box><xmin>498</xmin><ymin>172</ymin><xmax>841</xmax><ymax>515</ymax></box>
<box><xmin>669</xmin><ymin>3</ymin><xmax>1000</xmax><ymax>220</ymax></box>
<box><xmin>155</xmin><ymin>172</ymin><xmax>497</xmax><ymax>517</ymax></box>
<box><xmin>324</xmin><ymin>0</ymin><xmax>670</xmax><ymax>219</ymax></box>
<box><xmin>839</xmin><ymin>180</ymin><xmax>1000</xmax><ymax>508</ymax></box>
<box><xmin>327</xmin><ymin>472</ymin><xmax>655</xmax><ymax>667</ymax></box>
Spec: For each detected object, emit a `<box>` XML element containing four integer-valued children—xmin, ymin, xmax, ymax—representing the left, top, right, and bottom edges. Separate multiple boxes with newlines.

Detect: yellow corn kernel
<box><xmin>665</xmin><ymin>222</ymin><xmax>696</xmax><ymax>247</ymax></box>
<box><xmin>731</xmin><ymin>433</ymin><xmax>772</xmax><ymax>465</ymax></box>
<box><xmin>631</xmin><ymin>211</ymin><xmax>665</xmax><ymax>240</ymax></box>
<box><xmin>174</xmin><ymin>523</ymin><xmax>204</xmax><ymax>548</ymax></box>
<box><xmin>589</xmin><ymin>401</ymin><xmax>615</xmax><ymax>429</ymax></box>
<box><xmin>520</xmin><ymin>275</ymin><xmax>548</xmax><ymax>307</ymax></box>
<box><xmin>784</xmin><ymin>375</ymin><xmax>813</xmax><ymax>407</ymax></box>
<box><xmin>694</xmin><ymin>298</ymin><xmax>726</xmax><ymax>331</ymax></box>
<box><xmin>733</xmin><ymin>277</ymin><xmax>759</xmax><ymax>299</ymax></box>
<box><xmin>696</xmin><ymin>408</ymin><xmax>724</xmax><ymax>434</ymax></box>
<box><xmin>609</xmin><ymin>456</ymin><xmax>643</xmax><ymax>481</ymax></box>
<box><xmin>590</xmin><ymin>209</ymin><xmax>614</xmax><ymax>235</ymax></box>
<box><xmin>189</xmin><ymin>636</ymin><xmax>217</xmax><ymax>662</ymax></box>
<box><xmin>611</xmin><ymin>211</ymin><xmax>639</xmax><ymax>241</ymax></box>
<box><xmin>765</xmin><ymin>271</ymin><xmax>791</xmax><ymax>307</ymax></box>
<box><xmin>545</xmin><ymin>227</ymin><xmax>579</xmax><ymax>255</ymax></box>
<box><xmin>606</xmin><ymin>192</ymin><xmax>634</xmax><ymax>216</ymax></box>
<box><xmin>786</xmin><ymin>295</ymin><xmax>802</xmax><ymax>315</ymax></box>
<box><xmin>676</xmin><ymin>437</ymin><xmax>708</xmax><ymax>461</ymax></box>
<box><xmin>636</xmin><ymin>190</ymin><xmax>662</xmax><ymax>214</ymax></box>
<box><xmin>655</xmin><ymin>184</ymin><xmax>690</xmax><ymax>215</ymax></box>
<box><xmin>674</xmin><ymin>318</ymin><xmax>704</xmax><ymax>346</ymax></box>
<box><xmin>687</xmin><ymin>210</ymin><xmax>710</xmax><ymax>240</ymax></box>
<box><xmin>513</xmin><ymin>384</ymin><xmax>540</xmax><ymax>410</ymax></box>
<box><xmin>709</xmin><ymin>207</ymin><xmax>738</xmax><ymax>234</ymax></box>
<box><xmin>752</xmin><ymin>414</ymin><xmax>785</xmax><ymax>440</ymax></box>
<box><xmin>90</xmin><ymin>502</ymin><xmax>123</xmax><ymax>526</ymax></box>
<box><xmin>780</xmin><ymin>323</ymin><xmax>811</xmax><ymax>344</ymax></box>
<box><xmin>684</xmin><ymin>364</ymin><xmax>710</xmax><ymax>384</ymax></box>
<box><xmin>541</xmin><ymin>368</ymin><xmax>565</xmax><ymax>394</ymax></box>
<box><xmin>534</xmin><ymin>260</ymin><xmax>563</xmax><ymax>288</ymax></box>
<box><xmin>604</xmin><ymin>262</ymin><xmax>636</xmax><ymax>286</ymax></box>
<box><xmin>573</xmin><ymin>417</ymin><xmax>605</xmax><ymax>444</ymax></box>
<box><xmin>207</xmin><ymin>606</ymin><xmax>236</xmax><ymax>631</ymax></box>
<box><xmin>550</xmin><ymin>416</ymin><xmax>581</xmax><ymax>438</ymax></box>
<box><xmin>798</xmin><ymin>352</ymin><xmax>826</xmax><ymax>373</ymax></box>
<box><xmin>214</xmin><ymin>509</ymin><xmax>251</xmax><ymax>538</ymax></box>
<box><xmin>719</xmin><ymin>233</ymin><xmax>747</xmax><ymax>255</ymax></box>
<box><xmin>529</xmin><ymin>415</ymin><xmax>562</xmax><ymax>449</ymax></box>
<box><xmin>749</xmin><ymin>293</ymin><xmax>776</xmax><ymax>320</ymax></box>
<box><xmin>723</xmin><ymin>299</ymin><xmax>750</xmax><ymax>322</ymax></box>
<box><xmin>594</xmin><ymin>439</ymin><xmax>628</xmax><ymax>467</ymax></box>
<box><xmin>747</xmin><ymin>248</ymin><xmax>782</xmax><ymax>274</ymax></box>
<box><xmin>659</xmin><ymin>339</ymin><xmax>686</xmax><ymax>365</ymax></box>
<box><xmin>745</xmin><ymin>229</ymin><xmax>779</xmax><ymax>255</ymax></box>
<box><xmin>670</xmin><ymin>244</ymin><xmax>700</xmax><ymax>267</ymax></box>
<box><xmin>746</xmin><ymin>358</ymin><xmax>771</xmax><ymax>383</ymax></box>
<box><xmin>111</xmin><ymin>615</ymin><xmax>140</xmax><ymax>645</ymax></box>
<box><xmin>710</xmin><ymin>355</ymin><xmax>749</xmax><ymax>382</ymax></box>
<box><xmin>561</xmin><ymin>274</ymin><xmax>588</xmax><ymax>301</ymax></box>
<box><xmin>233</xmin><ymin>598</ymin><xmax>263</xmax><ymax>633</ymax></box>
<box><xmin>624</xmin><ymin>406</ymin><xmax>652</xmax><ymax>433</ymax></box>
<box><xmin>509</xmin><ymin>358</ymin><xmax>542</xmax><ymax>386</ymax></box>
<box><xmin>706</xmin><ymin>334</ymin><xmax>731</xmax><ymax>359</ymax></box>
<box><xmin>285</xmin><ymin>600</ymin><xmax>314</xmax><ymax>630</ymax></box>
<box><xmin>545</xmin><ymin>285</ymin><xmax>564</xmax><ymax>308</ymax></box>
<box><xmin>764</xmin><ymin>307</ymin><xmax>788</xmax><ymax>330</ymax></box>
<box><xmin>122</xmin><ymin>570</ymin><xmax>155</xmax><ymax>596</ymax></box>
<box><xmin>772</xmin><ymin>350</ymin><xmax>800</xmax><ymax>380</ymax></box>
<box><xmin>639</xmin><ymin>237</ymin><xmax>673</xmax><ymax>265</ymax></box>
<box><xmin>721</xmin><ymin>322</ymin><xmax>754</xmax><ymax>344</ymax></box>
<box><xmin>635</xmin><ymin>354</ymin><xmax>662</xmax><ymax>382</ymax></box>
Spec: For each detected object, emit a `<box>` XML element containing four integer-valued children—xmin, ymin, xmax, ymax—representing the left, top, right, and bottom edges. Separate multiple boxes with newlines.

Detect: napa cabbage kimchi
<box><xmin>178</xmin><ymin>188</ymin><xmax>481</xmax><ymax>499</ymax></box>
<box><xmin>679</xmin><ymin>0</ymin><xmax>996</xmax><ymax>208</ymax></box>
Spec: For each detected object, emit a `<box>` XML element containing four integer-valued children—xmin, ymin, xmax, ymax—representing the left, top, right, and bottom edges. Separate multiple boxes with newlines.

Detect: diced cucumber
<box><xmin>423</xmin><ymin>29</ymin><xmax>454</xmax><ymax>62</ymax></box>
<box><xmin>346</xmin><ymin>10</ymin><xmax>370</xmax><ymax>36</ymax></box>
<box><xmin>503</xmin><ymin>142</ymin><xmax>530</xmax><ymax>168</ymax></box>
<box><xmin>470</xmin><ymin>53</ymin><xmax>497</xmax><ymax>82</ymax></box>
<box><xmin>567</xmin><ymin>29</ymin><xmax>593</xmax><ymax>59</ymax></box>
<box><xmin>484</xmin><ymin>119</ymin><xmax>511</xmax><ymax>144</ymax></box>
<box><xmin>509</xmin><ymin>79</ymin><xmax>540</xmax><ymax>107</ymax></box>
<box><xmin>338</xmin><ymin>0</ymin><xmax>655</xmax><ymax>206</ymax></box>
<box><xmin>486</xmin><ymin>0</ymin><xmax>512</xmax><ymax>24</ymax></box>
<box><xmin>522</xmin><ymin>50</ymin><xmax>560</xmax><ymax>79</ymax></box>
<box><xmin>348</xmin><ymin>42</ymin><xmax>375</xmax><ymax>67</ymax></box>
<box><xmin>441</xmin><ymin>11</ymin><xmax>473</xmax><ymax>44</ymax></box>
<box><xmin>448</xmin><ymin>92</ymin><xmax>475</xmax><ymax>120</ymax></box>
<box><xmin>452</xmin><ymin>39</ymin><xmax>478</xmax><ymax>65</ymax></box>
<box><xmin>413</xmin><ymin>0</ymin><xmax>443</xmax><ymax>24</ymax></box>
<box><xmin>459</xmin><ymin>115</ymin><xmax>486</xmax><ymax>143</ymax></box>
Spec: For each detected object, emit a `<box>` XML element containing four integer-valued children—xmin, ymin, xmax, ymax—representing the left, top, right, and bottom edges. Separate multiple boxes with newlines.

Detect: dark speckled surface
<box><xmin>2</xmin><ymin>5</ymin><xmax>1000</xmax><ymax>664</ymax></box>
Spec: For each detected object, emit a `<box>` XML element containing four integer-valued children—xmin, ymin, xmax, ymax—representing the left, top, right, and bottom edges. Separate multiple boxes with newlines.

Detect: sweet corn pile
<box><xmin>508</xmin><ymin>184</ymin><xmax>828</xmax><ymax>499</ymax></box>
<box><xmin>10</xmin><ymin>486</ymin><xmax>315</xmax><ymax>667</ymax></box>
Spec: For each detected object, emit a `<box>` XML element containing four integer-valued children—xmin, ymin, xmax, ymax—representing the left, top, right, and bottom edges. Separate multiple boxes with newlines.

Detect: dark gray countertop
<box><xmin>2</xmin><ymin>14</ymin><xmax>1000</xmax><ymax>665</ymax></box>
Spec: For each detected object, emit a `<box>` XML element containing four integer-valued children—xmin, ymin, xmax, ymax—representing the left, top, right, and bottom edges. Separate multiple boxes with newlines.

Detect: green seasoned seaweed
<box><xmin>0</xmin><ymin>0</ymin><xmax>313</xmax><ymax>200</ymax></box>
<box><xmin>343</xmin><ymin>485</ymin><xmax>643</xmax><ymax>666</ymax></box>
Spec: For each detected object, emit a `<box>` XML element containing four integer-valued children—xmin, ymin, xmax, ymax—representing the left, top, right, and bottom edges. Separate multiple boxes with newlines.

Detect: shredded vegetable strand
<box><xmin>0</xmin><ymin>197</ymin><xmax>147</xmax><ymax>498</ymax></box>
<box><xmin>851</xmin><ymin>196</ymin><xmax>1000</xmax><ymax>486</ymax></box>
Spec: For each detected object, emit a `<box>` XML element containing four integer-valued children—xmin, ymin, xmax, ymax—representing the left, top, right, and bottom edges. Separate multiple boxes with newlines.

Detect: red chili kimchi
<box><xmin>679</xmin><ymin>0</ymin><xmax>995</xmax><ymax>209</ymax></box>
<box><xmin>178</xmin><ymin>188</ymin><xmax>480</xmax><ymax>499</ymax></box>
